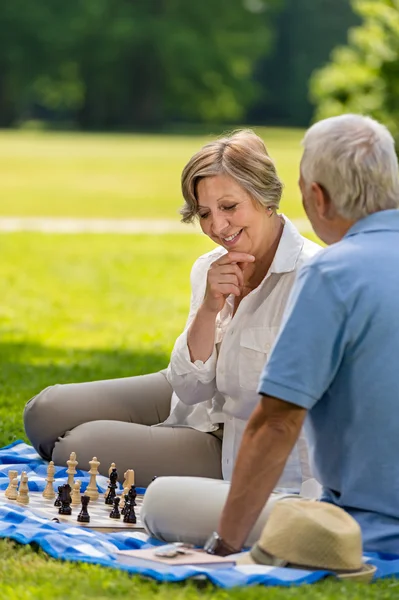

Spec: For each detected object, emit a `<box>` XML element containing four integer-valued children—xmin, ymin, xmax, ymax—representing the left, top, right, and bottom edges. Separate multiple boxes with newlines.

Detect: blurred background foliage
<box><xmin>311</xmin><ymin>0</ymin><xmax>399</xmax><ymax>143</ymax></box>
<box><xmin>0</xmin><ymin>0</ymin><xmax>365</xmax><ymax>131</ymax></box>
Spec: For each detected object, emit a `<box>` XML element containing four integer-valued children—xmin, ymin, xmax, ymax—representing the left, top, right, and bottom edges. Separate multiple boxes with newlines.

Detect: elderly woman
<box><xmin>24</xmin><ymin>130</ymin><xmax>320</xmax><ymax>492</ymax></box>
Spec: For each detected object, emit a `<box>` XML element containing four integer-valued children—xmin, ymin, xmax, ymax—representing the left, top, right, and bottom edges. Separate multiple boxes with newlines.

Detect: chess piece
<box><xmin>77</xmin><ymin>495</ymin><xmax>90</xmax><ymax>523</ymax></box>
<box><xmin>109</xmin><ymin>497</ymin><xmax>121</xmax><ymax>519</ymax></box>
<box><xmin>120</xmin><ymin>487</ymin><xmax>129</xmax><ymax>513</ymax></box>
<box><xmin>105</xmin><ymin>462</ymin><xmax>116</xmax><ymax>500</ymax></box>
<box><xmin>8</xmin><ymin>475</ymin><xmax>19</xmax><ymax>501</ymax></box>
<box><xmin>85</xmin><ymin>456</ymin><xmax>100</xmax><ymax>501</ymax></box>
<box><xmin>128</xmin><ymin>484</ymin><xmax>137</xmax><ymax>507</ymax></box>
<box><xmin>71</xmin><ymin>480</ymin><xmax>82</xmax><ymax>506</ymax></box>
<box><xmin>59</xmin><ymin>484</ymin><xmax>72</xmax><ymax>515</ymax></box>
<box><xmin>105</xmin><ymin>468</ymin><xmax>118</xmax><ymax>505</ymax></box>
<box><xmin>5</xmin><ymin>470</ymin><xmax>18</xmax><ymax>499</ymax></box>
<box><xmin>17</xmin><ymin>472</ymin><xmax>29</xmax><ymax>505</ymax></box>
<box><xmin>54</xmin><ymin>485</ymin><xmax>63</xmax><ymax>507</ymax></box>
<box><xmin>122</xmin><ymin>485</ymin><xmax>136</xmax><ymax>520</ymax></box>
<box><xmin>122</xmin><ymin>469</ymin><xmax>134</xmax><ymax>490</ymax></box>
<box><xmin>123</xmin><ymin>496</ymin><xmax>136</xmax><ymax>524</ymax></box>
<box><xmin>66</xmin><ymin>452</ymin><xmax>78</xmax><ymax>490</ymax></box>
<box><xmin>43</xmin><ymin>461</ymin><xmax>56</xmax><ymax>499</ymax></box>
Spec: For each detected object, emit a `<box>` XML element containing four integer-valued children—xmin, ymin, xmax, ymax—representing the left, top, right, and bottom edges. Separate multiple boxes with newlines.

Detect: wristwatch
<box><xmin>204</xmin><ymin>531</ymin><xmax>238</xmax><ymax>556</ymax></box>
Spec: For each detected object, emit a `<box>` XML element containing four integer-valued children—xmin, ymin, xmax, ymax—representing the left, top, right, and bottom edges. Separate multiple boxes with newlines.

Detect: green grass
<box><xmin>0</xmin><ymin>129</ymin><xmax>392</xmax><ymax>595</ymax></box>
<box><xmin>0</xmin><ymin>128</ymin><xmax>306</xmax><ymax>220</ymax></box>
<box><xmin>0</xmin><ymin>233</ymin><xmax>215</xmax><ymax>444</ymax></box>
<box><xmin>2</xmin><ymin>539</ymin><xmax>399</xmax><ymax>600</ymax></box>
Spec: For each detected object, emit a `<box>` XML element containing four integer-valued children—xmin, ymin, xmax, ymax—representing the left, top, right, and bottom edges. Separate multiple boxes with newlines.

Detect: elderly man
<box><xmin>142</xmin><ymin>114</ymin><xmax>399</xmax><ymax>555</ymax></box>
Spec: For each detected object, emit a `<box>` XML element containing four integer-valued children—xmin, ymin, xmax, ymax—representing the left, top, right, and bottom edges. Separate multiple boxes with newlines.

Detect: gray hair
<box><xmin>301</xmin><ymin>114</ymin><xmax>399</xmax><ymax>221</ymax></box>
<box><xmin>180</xmin><ymin>129</ymin><xmax>283</xmax><ymax>223</ymax></box>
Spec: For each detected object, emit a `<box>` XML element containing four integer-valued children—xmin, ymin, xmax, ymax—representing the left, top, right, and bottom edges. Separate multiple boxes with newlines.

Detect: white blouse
<box><xmin>163</xmin><ymin>216</ymin><xmax>321</xmax><ymax>492</ymax></box>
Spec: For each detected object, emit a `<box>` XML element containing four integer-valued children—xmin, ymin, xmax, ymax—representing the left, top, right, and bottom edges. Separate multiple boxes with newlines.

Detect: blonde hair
<box><xmin>301</xmin><ymin>114</ymin><xmax>399</xmax><ymax>221</ymax></box>
<box><xmin>180</xmin><ymin>129</ymin><xmax>283</xmax><ymax>223</ymax></box>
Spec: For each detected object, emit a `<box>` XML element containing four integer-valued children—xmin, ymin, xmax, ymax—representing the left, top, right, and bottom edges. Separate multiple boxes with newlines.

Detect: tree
<box><xmin>0</xmin><ymin>0</ymin><xmax>284</xmax><ymax>129</ymax></box>
<box><xmin>73</xmin><ymin>0</ymin><xmax>283</xmax><ymax>128</ymax></box>
<box><xmin>0</xmin><ymin>1</ymin><xmax>84</xmax><ymax>126</ymax></box>
<box><xmin>310</xmin><ymin>0</ymin><xmax>399</xmax><ymax>141</ymax></box>
<box><xmin>250</xmin><ymin>0</ymin><xmax>358</xmax><ymax>126</ymax></box>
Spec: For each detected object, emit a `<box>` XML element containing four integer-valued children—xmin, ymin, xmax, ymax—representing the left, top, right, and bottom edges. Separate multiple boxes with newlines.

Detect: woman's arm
<box><xmin>168</xmin><ymin>250</ymin><xmax>254</xmax><ymax>406</ymax></box>
<box><xmin>187</xmin><ymin>251</ymin><xmax>254</xmax><ymax>362</ymax></box>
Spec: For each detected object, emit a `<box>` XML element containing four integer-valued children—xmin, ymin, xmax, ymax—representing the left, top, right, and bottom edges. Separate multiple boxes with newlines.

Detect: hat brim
<box><xmin>236</xmin><ymin>552</ymin><xmax>376</xmax><ymax>583</ymax></box>
<box><xmin>235</xmin><ymin>551</ymin><xmax>274</xmax><ymax>566</ymax></box>
<box><xmin>336</xmin><ymin>563</ymin><xmax>376</xmax><ymax>584</ymax></box>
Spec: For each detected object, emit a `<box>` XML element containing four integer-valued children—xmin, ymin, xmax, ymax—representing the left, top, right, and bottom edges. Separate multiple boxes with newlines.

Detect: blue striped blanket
<box><xmin>0</xmin><ymin>440</ymin><xmax>397</xmax><ymax>587</ymax></box>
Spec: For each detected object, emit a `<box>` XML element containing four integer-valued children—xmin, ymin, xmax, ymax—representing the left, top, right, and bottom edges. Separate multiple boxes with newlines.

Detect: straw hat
<box><xmin>237</xmin><ymin>498</ymin><xmax>376</xmax><ymax>583</ymax></box>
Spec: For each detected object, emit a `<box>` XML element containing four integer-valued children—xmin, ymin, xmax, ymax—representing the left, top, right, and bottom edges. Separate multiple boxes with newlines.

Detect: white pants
<box><xmin>141</xmin><ymin>476</ymin><xmax>321</xmax><ymax>547</ymax></box>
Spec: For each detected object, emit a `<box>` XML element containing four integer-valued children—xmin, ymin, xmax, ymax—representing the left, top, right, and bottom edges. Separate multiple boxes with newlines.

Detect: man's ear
<box><xmin>311</xmin><ymin>182</ymin><xmax>333</xmax><ymax>220</ymax></box>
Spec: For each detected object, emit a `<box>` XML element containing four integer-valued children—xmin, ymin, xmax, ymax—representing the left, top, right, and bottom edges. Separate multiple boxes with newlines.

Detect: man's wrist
<box><xmin>204</xmin><ymin>531</ymin><xmax>239</xmax><ymax>556</ymax></box>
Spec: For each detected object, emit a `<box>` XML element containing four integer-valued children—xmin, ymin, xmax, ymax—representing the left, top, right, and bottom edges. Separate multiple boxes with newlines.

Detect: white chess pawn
<box><xmin>71</xmin><ymin>480</ymin><xmax>82</xmax><ymax>505</ymax></box>
<box><xmin>43</xmin><ymin>461</ymin><xmax>56</xmax><ymax>499</ymax></box>
<box><xmin>85</xmin><ymin>457</ymin><xmax>100</xmax><ymax>501</ymax></box>
<box><xmin>5</xmin><ymin>470</ymin><xmax>18</xmax><ymax>499</ymax></box>
<box><xmin>66</xmin><ymin>452</ymin><xmax>78</xmax><ymax>490</ymax></box>
<box><xmin>119</xmin><ymin>486</ymin><xmax>129</xmax><ymax>510</ymax></box>
<box><xmin>17</xmin><ymin>472</ymin><xmax>29</xmax><ymax>505</ymax></box>
<box><xmin>7</xmin><ymin>473</ymin><xmax>19</xmax><ymax>501</ymax></box>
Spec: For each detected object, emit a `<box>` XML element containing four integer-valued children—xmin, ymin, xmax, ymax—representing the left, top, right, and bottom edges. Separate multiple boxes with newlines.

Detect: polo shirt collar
<box><xmin>345</xmin><ymin>209</ymin><xmax>399</xmax><ymax>238</ymax></box>
<box><xmin>269</xmin><ymin>214</ymin><xmax>305</xmax><ymax>274</ymax></box>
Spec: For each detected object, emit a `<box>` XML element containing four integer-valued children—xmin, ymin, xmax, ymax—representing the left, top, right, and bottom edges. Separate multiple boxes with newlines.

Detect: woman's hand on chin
<box><xmin>203</xmin><ymin>252</ymin><xmax>255</xmax><ymax>314</ymax></box>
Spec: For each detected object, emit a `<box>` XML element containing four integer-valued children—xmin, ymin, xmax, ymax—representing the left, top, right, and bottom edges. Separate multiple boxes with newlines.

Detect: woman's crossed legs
<box><xmin>23</xmin><ymin>371</ymin><xmax>222</xmax><ymax>488</ymax></box>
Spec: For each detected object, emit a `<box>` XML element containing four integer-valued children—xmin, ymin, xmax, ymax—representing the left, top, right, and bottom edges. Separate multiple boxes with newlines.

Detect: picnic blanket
<box><xmin>0</xmin><ymin>440</ymin><xmax>398</xmax><ymax>587</ymax></box>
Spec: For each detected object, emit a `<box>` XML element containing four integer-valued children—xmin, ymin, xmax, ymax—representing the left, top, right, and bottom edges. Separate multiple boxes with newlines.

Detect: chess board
<box><xmin>0</xmin><ymin>491</ymin><xmax>145</xmax><ymax>533</ymax></box>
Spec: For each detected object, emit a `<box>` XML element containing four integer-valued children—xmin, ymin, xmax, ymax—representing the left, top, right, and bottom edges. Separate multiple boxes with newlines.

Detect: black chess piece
<box><xmin>54</xmin><ymin>485</ymin><xmax>62</xmax><ymax>507</ymax></box>
<box><xmin>122</xmin><ymin>485</ymin><xmax>137</xmax><ymax>524</ymax></box>
<box><xmin>128</xmin><ymin>484</ymin><xmax>137</xmax><ymax>506</ymax></box>
<box><xmin>77</xmin><ymin>494</ymin><xmax>90</xmax><ymax>523</ymax></box>
<box><xmin>121</xmin><ymin>492</ymin><xmax>129</xmax><ymax>516</ymax></box>
<box><xmin>59</xmin><ymin>483</ymin><xmax>72</xmax><ymax>515</ymax></box>
<box><xmin>123</xmin><ymin>499</ymin><xmax>137</xmax><ymax>524</ymax></box>
<box><xmin>109</xmin><ymin>496</ymin><xmax>121</xmax><ymax>519</ymax></box>
<box><xmin>105</xmin><ymin>467</ymin><xmax>118</xmax><ymax>505</ymax></box>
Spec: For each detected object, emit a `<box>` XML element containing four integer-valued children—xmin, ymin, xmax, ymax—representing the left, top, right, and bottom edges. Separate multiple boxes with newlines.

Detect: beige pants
<box><xmin>23</xmin><ymin>371</ymin><xmax>223</xmax><ymax>487</ymax></box>
<box><xmin>141</xmin><ymin>476</ymin><xmax>295</xmax><ymax>547</ymax></box>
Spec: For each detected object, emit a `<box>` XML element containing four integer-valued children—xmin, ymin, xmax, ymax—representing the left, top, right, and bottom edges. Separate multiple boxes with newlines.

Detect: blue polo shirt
<box><xmin>258</xmin><ymin>209</ymin><xmax>399</xmax><ymax>554</ymax></box>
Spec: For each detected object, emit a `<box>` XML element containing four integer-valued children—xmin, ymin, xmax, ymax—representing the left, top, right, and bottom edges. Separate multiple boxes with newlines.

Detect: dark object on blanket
<box><xmin>77</xmin><ymin>494</ymin><xmax>90</xmax><ymax>523</ymax></box>
<box><xmin>59</xmin><ymin>484</ymin><xmax>72</xmax><ymax>515</ymax></box>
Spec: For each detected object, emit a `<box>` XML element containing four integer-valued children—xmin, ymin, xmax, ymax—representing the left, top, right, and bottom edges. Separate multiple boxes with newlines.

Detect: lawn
<box><xmin>0</xmin><ymin>128</ymin><xmax>305</xmax><ymax>220</ymax></box>
<box><xmin>0</xmin><ymin>130</ymin><xmax>394</xmax><ymax>597</ymax></box>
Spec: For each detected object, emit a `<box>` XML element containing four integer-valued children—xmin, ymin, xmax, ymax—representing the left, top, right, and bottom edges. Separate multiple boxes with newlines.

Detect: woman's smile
<box><xmin>220</xmin><ymin>228</ymin><xmax>243</xmax><ymax>247</ymax></box>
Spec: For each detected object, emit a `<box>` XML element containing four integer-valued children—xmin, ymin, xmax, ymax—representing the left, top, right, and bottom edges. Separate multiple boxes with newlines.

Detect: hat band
<box><xmin>249</xmin><ymin>543</ymin><xmax>288</xmax><ymax>567</ymax></box>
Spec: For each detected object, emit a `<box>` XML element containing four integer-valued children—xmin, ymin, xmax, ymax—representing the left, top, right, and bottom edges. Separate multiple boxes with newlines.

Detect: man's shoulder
<box><xmin>306</xmin><ymin>237</ymin><xmax>359</xmax><ymax>272</ymax></box>
<box><xmin>300</xmin><ymin>238</ymin><xmax>365</xmax><ymax>299</ymax></box>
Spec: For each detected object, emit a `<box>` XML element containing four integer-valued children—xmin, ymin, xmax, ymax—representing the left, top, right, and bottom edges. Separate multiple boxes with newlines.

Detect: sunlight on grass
<box><xmin>0</xmin><ymin>128</ymin><xmax>305</xmax><ymax>220</ymax></box>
